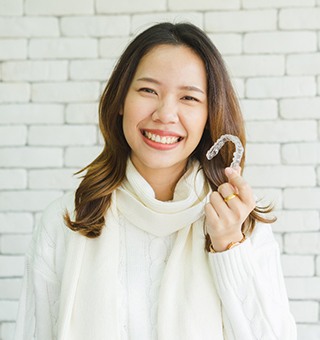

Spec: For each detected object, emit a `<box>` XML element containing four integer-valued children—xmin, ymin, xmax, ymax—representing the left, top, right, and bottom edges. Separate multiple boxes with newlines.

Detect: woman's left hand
<box><xmin>205</xmin><ymin>167</ymin><xmax>256</xmax><ymax>252</ymax></box>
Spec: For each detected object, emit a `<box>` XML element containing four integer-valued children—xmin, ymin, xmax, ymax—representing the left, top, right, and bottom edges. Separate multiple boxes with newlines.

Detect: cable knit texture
<box><xmin>14</xmin><ymin>159</ymin><xmax>296</xmax><ymax>340</ymax></box>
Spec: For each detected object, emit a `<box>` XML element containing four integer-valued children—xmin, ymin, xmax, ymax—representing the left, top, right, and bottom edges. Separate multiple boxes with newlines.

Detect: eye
<box><xmin>139</xmin><ymin>87</ymin><xmax>157</xmax><ymax>95</ymax></box>
<box><xmin>182</xmin><ymin>95</ymin><xmax>200</xmax><ymax>102</ymax></box>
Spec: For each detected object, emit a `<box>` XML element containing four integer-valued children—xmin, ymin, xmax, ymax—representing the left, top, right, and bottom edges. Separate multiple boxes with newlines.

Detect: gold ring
<box><xmin>224</xmin><ymin>193</ymin><xmax>237</xmax><ymax>202</ymax></box>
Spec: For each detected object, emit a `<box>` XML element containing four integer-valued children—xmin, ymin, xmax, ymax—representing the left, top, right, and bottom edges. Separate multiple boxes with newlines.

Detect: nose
<box><xmin>152</xmin><ymin>99</ymin><xmax>179</xmax><ymax>124</ymax></box>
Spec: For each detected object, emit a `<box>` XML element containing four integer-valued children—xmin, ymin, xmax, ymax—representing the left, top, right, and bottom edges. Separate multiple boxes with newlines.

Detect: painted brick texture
<box><xmin>0</xmin><ymin>1</ymin><xmax>320</xmax><ymax>339</ymax></box>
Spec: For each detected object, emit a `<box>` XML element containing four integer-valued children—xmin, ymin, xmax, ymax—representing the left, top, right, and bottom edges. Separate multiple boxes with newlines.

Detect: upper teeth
<box><xmin>144</xmin><ymin>131</ymin><xmax>180</xmax><ymax>144</ymax></box>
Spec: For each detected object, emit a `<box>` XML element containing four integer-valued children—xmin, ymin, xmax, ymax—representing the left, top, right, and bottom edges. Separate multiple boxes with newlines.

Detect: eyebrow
<box><xmin>136</xmin><ymin>77</ymin><xmax>205</xmax><ymax>94</ymax></box>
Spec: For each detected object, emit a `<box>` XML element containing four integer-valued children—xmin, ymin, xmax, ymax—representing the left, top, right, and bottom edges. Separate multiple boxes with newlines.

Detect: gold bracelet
<box><xmin>209</xmin><ymin>233</ymin><xmax>246</xmax><ymax>253</ymax></box>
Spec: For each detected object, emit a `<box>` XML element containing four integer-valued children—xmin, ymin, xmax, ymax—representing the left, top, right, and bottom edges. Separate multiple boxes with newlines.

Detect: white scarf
<box><xmin>57</xmin><ymin>160</ymin><xmax>223</xmax><ymax>340</ymax></box>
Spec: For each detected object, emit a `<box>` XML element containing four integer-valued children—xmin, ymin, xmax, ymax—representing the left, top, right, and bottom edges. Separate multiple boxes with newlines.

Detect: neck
<box><xmin>130</xmin><ymin>160</ymin><xmax>188</xmax><ymax>201</ymax></box>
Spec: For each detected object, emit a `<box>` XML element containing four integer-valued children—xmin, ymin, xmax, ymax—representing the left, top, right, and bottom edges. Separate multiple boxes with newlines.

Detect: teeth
<box><xmin>144</xmin><ymin>131</ymin><xmax>180</xmax><ymax>145</ymax></box>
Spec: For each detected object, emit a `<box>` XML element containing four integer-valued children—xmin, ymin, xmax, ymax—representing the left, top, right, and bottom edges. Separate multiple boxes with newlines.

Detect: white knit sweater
<box><xmin>14</xmin><ymin>163</ymin><xmax>297</xmax><ymax>340</ymax></box>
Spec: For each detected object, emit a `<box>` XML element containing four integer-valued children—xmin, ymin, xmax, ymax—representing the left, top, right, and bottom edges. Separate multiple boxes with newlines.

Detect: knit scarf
<box><xmin>57</xmin><ymin>159</ymin><xmax>223</xmax><ymax>340</ymax></box>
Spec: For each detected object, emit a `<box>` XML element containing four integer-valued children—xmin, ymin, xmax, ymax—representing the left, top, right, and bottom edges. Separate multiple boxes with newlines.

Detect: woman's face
<box><xmin>122</xmin><ymin>44</ymin><xmax>208</xmax><ymax>177</ymax></box>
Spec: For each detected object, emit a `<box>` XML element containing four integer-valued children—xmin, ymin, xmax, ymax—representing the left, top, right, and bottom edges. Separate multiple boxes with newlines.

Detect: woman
<box><xmin>15</xmin><ymin>22</ymin><xmax>296</xmax><ymax>339</ymax></box>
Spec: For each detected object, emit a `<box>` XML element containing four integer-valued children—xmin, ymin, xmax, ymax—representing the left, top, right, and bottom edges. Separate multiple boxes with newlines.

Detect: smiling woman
<box><xmin>14</xmin><ymin>22</ymin><xmax>296</xmax><ymax>340</ymax></box>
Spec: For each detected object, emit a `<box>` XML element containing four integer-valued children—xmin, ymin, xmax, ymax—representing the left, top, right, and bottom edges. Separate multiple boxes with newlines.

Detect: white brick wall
<box><xmin>0</xmin><ymin>1</ymin><xmax>319</xmax><ymax>339</ymax></box>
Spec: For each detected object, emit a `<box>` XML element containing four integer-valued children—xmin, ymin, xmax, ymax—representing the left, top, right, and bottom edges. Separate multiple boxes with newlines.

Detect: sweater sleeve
<box><xmin>208</xmin><ymin>224</ymin><xmax>297</xmax><ymax>340</ymax></box>
<box><xmin>14</xmin><ymin>207</ymin><xmax>64</xmax><ymax>340</ymax></box>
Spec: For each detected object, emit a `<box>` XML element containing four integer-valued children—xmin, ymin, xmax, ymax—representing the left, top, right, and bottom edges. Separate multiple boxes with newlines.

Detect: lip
<box><xmin>140</xmin><ymin>128</ymin><xmax>184</xmax><ymax>151</ymax></box>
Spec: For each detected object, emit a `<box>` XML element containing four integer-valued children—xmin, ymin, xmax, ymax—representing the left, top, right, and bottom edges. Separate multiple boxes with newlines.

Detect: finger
<box><xmin>218</xmin><ymin>182</ymin><xmax>238</xmax><ymax>197</ymax></box>
<box><xmin>209</xmin><ymin>191</ymin><xmax>230</xmax><ymax>218</ymax></box>
<box><xmin>225</xmin><ymin>167</ymin><xmax>255</xmax><ymax>207</ymax></box>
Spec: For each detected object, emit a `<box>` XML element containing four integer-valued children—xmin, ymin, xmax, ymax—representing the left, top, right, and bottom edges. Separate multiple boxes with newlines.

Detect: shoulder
<box><xmin>33</xmin><ymin>192</ymin><xmax>76</xmax><ymax>249</ymax></box>
<box><xmin>41</xmin><ymin>191</ymin><xmax>75</xmax><ymax>224</ymax></box>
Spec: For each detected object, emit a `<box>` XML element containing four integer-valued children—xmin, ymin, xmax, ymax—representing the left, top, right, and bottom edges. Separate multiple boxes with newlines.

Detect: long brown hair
<box><xmin>64</xmin><ymin>22</ymin><xmax>274</xmax><ymax>240</ymax></box>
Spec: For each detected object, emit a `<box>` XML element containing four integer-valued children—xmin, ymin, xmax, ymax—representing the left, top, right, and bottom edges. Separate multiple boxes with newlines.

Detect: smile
<box><xmin>142</xmin><ymin>130</ymin><xmax>183</xmax><ymax>145</ymax></box>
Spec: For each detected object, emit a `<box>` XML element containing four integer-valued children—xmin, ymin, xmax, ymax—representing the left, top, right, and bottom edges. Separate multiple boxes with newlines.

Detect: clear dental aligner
<box><xmin>206</xmin><ymin>134</ymin><xmax>244</xmax><ymax>169</ymax></box>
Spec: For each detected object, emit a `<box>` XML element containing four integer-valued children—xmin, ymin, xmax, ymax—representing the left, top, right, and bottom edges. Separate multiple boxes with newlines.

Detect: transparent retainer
<box><xmin>206</xmin><ymin>134</ymin><xmax>244</xmax><ymax>169</ymax></box>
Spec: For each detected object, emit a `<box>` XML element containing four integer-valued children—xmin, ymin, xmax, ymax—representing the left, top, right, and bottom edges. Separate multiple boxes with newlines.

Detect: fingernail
<box><xmin>225</xmin><ymin>167</ymin><xmax>234</xmax><ymax>176</ymax></box>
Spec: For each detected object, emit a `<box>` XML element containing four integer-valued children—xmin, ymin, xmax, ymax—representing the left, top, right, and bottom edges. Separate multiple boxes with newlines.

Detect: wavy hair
<box><xmin>64</xmin><ymin>22</ymin><xmax>275</xmax><ymax>244</ymax></box>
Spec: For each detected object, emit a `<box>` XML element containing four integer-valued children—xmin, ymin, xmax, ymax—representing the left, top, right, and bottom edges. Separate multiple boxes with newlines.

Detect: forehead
<box><xmin>133</xmin><ymin>44</ymin><xmax>207</xmax><ymax>87</ymax></box>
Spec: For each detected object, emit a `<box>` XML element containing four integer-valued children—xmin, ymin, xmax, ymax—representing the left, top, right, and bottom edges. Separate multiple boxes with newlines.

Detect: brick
<box><xmin>0</xmin><ymin>147</ymin><xmax>63</xmax><ymax>168</ymax></box>
<box><xmin>66</xmin><ymin>103</ymin><xmax>98</xmax><ymax>124</ymax></box>
<box><xmin>99</xmin><ymin>37</ymin><xmax>130</xmax><ymax>58</ymax></box>
<box><xmin>29</xmin><ymin>38</ymin><xmax>97</xmax><ymax>59</ymax></box>
<box><xmin>2</xmin><ymin>61</ymin><xmax>68</xmax><ymax>81</ymax></box>
<box><xmin>273</xmin><ymin>210</ymin><xmax>319</xmax><ymax>232</ymax></box>
<box><xmin>297</xmin><ymin>324</ymin><xmax>320</xmax><ymax>340</ymax></box>
<box><xmin>0</xmin><ymin>213</ymin><xmax>33</xmax><ymax>234</ymax></box>
<box><xmin>0</xmin><ymin>126</ymin><xmax>27</xmax><ymax>146</ymax></box>
<box><xmin>61</xmin><ymin>16</ymin><xmax>130</xmax><ymax>37</ymax></box>
<box><xmin>29</xmin><ymin>169</ymin><xmax>80</xmax><ymax>190</ymax></box>
<box><xmin>286</xmin><ymin>277</ymin><xmax>320</xmax><ymax>299</ymax></box>
<box><xmin>0</xmin><ymin>83</ymin><xmax>30</xmax><ymax>103</ymax></box>
<box><xmin>97</xmin><ymin>129</ymin><xmax>104</xmax><ymax>145</ymax></box>
<box><xmin>225</xmin><ymin>55</ymin><xmax>284</xmax><ymax>77</ymax></box>
<box><xmin>32</xmin><ymin>82</ymin><xmax>100</xmax><ymax>102</ymax></box>
<box><xmin>0</xmin><ymin>191</ymin><xmax>63</xmax><ymax>212</ymax></box>
<box><xmin>0</xmin><ymin>0</ymin><xmax>23</xmax><ymax>15</ymax></box>
<box><xmin>169</xmin><ymin>0</ymin><xmax>239</xmax><ymax>10</ymax></box>
<box><xmin>280</xmin><ymin>98</ymin><xmax>320</xmax><ymax>119</ymax></box>
<box><xmin>131</xmin><ymin>13</ymin><xmax>203</xmax><ymax>34</ymax></box>
<box><xmin>0</xmin><ymin>279</ymin><xmax>22</xmax><ymax>300</ymax></box>
<box><xmin>208</xmin><ymin>34</ymin><xmax>242</xmax><ymax>55</ymax></box>
<box><xmin>28</xmin><ymin>125</ymin><xmax>97</xmax><ymax>146</ymax></box>
<box><xmin>245</xmin><ymin>143</ymin><xmax>281</xmax><ymax>165</ymax></box>
<box><xmin>244</xmin><ymin>32</ymin><xmax>317</xmax><ymax>53</ymax></box>
<box><xmin>0</xmin><ymin>104</ymin><xmax>64</xmax><ymax>124</ymax></box>
<box><xmin>1</xmin><ymin>235</ymin><xmax>32</xmax><ymax>255</ymax></box>
<box><xmin>0</xmin><ymin>256</ymin><xmax>24</xmax><ymax>277</ymax></box>
<box><xmin>290</xmin><ymin>301</ymin><xmax>319</xmax><ymax>323</ymax></box>
<box><xmin>0</xmin><ymin>39</ymin><xmax>26</xmax><ymax>60</ymax></box>
<box><xmin>281</xmin><ymin>255</ymin><xmax>314</xmax><ymax>276</ymax></box>
<box><xmin>244</xmin><ymin>165</ymin><xmax>316</xmax><ymax>188</ymax></box>
<box><xmin>280</xmin><ymin>8</ymin><xmax>320</xmax><ymax>29</ymax></box>
<box><xmin>284</xmin><ymin>188</ymin><xmax>320</xmax><ymax>209</ymax></box>
<box><xmin>96</xmin><ymin>0</ymin><xmax>166</xmax><ymax>13</ymax></box>
<box><xmin>25</xmin><ymin>0</ymin><xmax>94</xmax><ymax>15</ymax></box>
<box><xmin>282</xmin><ymin>143</ymin><xmax>320</xmax><ymax>164</ymax></box>
<box><xmin>243</xmin><ymin>0</ymin><xmax>315</xmax><ymax>7</ymax></box>
<box><xmin>0</xmin><ymin>300</ymin><xmax>18</xmax><ymax>321</ymax></box>
<box><xmin>205</xmin><ymin>10</ymin><xmax>276</xmax><ymax>33</ymax></box>
<box><xmin>232</xmin><ymin>78</ymin><xmax>244</xmax><ymax>98</ymax></box>
<box><xmin>65</xmin><ymin>146</ymin><xmax>102</xmax><ymax>167</ymax></box>
<box><xmin>317</xmin><ymin>256</ymin><xmax>320</xmax><ymax>275</ymax></box>
<box><xmin>240</xmin><ymin>99</ymin><xmax>278</xmax><ymax>120</ymax></box>
<box><xmin>246</xmin><ymin>121</ymin><xmax>317</xmax><ymax>142</ymax></box>
<box><xmin>287</xmin><ymin>53</ymin><xmax>320</xmax><ymax>75</ymax></box>
<box><xmin>0</xmin><ymin>170</ymin><xmax>27</xmax><ymax>189</ymax></box>
<box><xmin>285</xmin><ymin>232</ymin><xmax>320</xmax><ymax>254</ymax></box>
<box><xmin>0</xmin><ymin>322</ymin><xmax>16</xmax><ymax>340</ymax></box>
<box><xmin>0</xmin><ymin>17</ymin><xmax>59</xmax><ymax>37</ymax></box>
<box><xmin>246</xmin><ymin>77</ymin><xmax>316</xmax><ymax>98</ymax></box>
<box><xmin>70</xmin><ymin>59</ymin><xmax>115</xmax><ymax>80</ymax></box>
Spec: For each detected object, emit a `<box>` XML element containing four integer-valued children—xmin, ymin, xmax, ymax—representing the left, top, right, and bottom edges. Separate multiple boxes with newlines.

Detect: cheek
<box><xmin>185</xmin><ymin>111</ymin><xmax>208</xmax><ymax>139</ymax></box>
<box><xmin>123</xmin><ymin>98</ymin><xmax>155</xmax><ymax>124</ymax></box>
